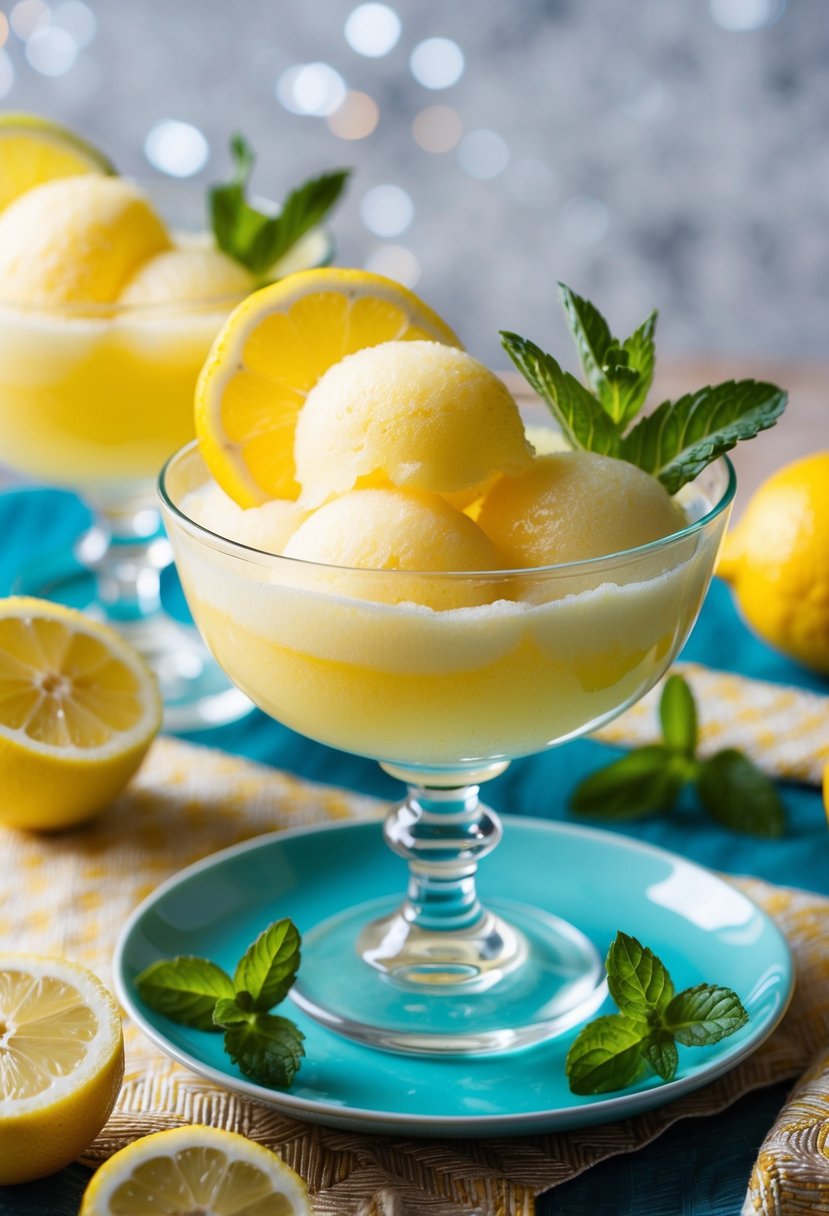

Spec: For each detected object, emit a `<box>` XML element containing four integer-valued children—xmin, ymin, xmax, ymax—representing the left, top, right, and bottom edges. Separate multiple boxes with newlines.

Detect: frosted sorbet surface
<box><xmin>0</xmin><ymin>176</ymin><xmax>171</xmax><ymax>305</ymax></box>
<box><xmin>477</xmin><ymin>451</ymin><xmax>688</xmax><ymax>568</ymax></box>
<box><xmin>293</xmin><ymin>341</ymin><xmax>534</xmax><ymax>506</ymax></box>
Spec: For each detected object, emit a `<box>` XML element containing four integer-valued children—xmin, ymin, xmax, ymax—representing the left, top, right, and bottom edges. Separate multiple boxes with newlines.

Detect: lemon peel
<box><xmin>718</xmin><ymin>452</ymin><xmax>829</xmax><ymax>674</ymax></box>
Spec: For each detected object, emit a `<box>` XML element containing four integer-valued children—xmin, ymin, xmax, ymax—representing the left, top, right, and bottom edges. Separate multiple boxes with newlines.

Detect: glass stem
<box><xmin>356</xmin><ymin>780</ymin><xmax>526</xmax><ymax>989</ymax></box>
<box><xmin>385</xmin><ymin>783</ymin><xmax>502</xmax><ymax>933</ymax></box>
<box><xmin>76</xmin><ymin>505</ymin><xmax>172</xmax><ymax>626</ymax></box>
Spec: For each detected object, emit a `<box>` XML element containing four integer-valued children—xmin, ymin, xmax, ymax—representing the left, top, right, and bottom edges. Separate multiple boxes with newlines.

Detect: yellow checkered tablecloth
<box><xmin>2</xmin><ymin>663</ymin><xmax>828</xmax><ymax>1215</ymax></box>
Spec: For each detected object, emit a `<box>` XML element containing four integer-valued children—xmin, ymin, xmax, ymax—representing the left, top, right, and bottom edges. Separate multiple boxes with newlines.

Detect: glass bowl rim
<box><xmin>159</xmin><ymin>439</ymin><xmax>737</xmax><ymax>582</ymax></box>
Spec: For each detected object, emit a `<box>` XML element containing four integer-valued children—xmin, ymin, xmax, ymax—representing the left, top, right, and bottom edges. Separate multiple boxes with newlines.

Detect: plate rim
<box><xmin>114</xmin><ymin>816</ymin><xmax>794</xmax><ymax>1136</ymax></box>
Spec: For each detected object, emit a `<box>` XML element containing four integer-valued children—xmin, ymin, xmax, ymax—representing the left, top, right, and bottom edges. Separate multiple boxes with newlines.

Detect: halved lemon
<box><xmin>79</xmin><ymin>1124</ymin><xmax>311</xmax><ymax>1215</ymax></box>
<box><xmin>0</xmin><ymin>597</ymin><xmax>162</xmax><ymax>831</ymax></box>
<box><xmin>0</xmin><ymin>112</ymin><xmax>115</xmax><ymax>212</ymax></box>
<box><xmin>195</xmin><ymin>266</ymin><xmax>462</xmax><ymax>505</ymax></box>
<box><xmin>0</xmin><ymin>954</ymin><xmax>124</xmax><ymax>1185</ymax></box>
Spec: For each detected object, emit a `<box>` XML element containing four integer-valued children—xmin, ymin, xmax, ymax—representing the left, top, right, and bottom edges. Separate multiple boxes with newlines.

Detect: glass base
<box><xmin>13</xmin><ymin>540</ymin><xmax>253</xmax><ymax>734</ymax></box>
<box><xmin>291</xmin><ymin>895</ymin><xmax>606</xmax><ymax>1056</ymax></box>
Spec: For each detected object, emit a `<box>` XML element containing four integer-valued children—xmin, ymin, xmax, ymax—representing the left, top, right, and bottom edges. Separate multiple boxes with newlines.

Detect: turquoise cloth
<box><xmin>0</xmin><ymin>485</ymin><xmax>826</xmax><ymax>1216</ymax></box>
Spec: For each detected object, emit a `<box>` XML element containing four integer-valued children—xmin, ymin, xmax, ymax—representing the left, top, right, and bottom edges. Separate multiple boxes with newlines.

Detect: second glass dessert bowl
<box><xmin>160</xmin><ymin>442</ymin><xmax>734</xmax><ymax>1056</ymax></box>
<box><xmin>0</xmin><ymin>180</ymin><xmax>329</xmax><ymax>732</ymax></box>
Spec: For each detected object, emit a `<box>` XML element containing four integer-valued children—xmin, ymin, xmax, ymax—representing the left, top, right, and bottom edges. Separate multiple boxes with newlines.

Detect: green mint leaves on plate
<box><xmin>210</xmin><ymin>133</ymin><xmax>349</xmax><ymax>277</ymax></box>
<box><xmin>501</xmin><ymin>284</ymin><xmax>787</xmax><ymax>493</ymax></box>
<box><xmin>135</xmin><ymin>917</ymin><xmax>304</xmax><ymax>1088</ymax></box>
<box><xmin>566</xmin><ymin>931</ymin><xmax>749</xmax><ymax>1095</ymax></box>
<box><xmin>569</xmin><ymin>673</ymin><xmax>786</xmax><ymax>837</ymax></box>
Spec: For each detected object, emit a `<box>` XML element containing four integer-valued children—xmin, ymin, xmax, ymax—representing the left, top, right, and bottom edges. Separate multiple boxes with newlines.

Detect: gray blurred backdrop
<box><xmin>2</xmin><ymin>0</ymin><xmax>827</xmax><ymax>369</ymax></box>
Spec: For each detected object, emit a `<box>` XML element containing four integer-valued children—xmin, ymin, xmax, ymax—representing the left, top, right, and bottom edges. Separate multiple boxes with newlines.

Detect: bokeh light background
<box><xmin>2</xmin><ymin>0</ymin><xmax>827</xmax><ymax>367</ymax></box>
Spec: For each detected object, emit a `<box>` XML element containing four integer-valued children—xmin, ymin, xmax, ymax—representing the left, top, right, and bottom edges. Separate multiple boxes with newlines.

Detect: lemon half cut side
<box><xmin>0</xmin><ymin>597</ymin><xmax>162</xmax><ymax>830</ymax></box>
<box><xmin>0</xmin><ymin>954</ymin><xmax>124</xmax><ymax>1186</ymax></box>
<box><xmin>0</xmin><ymin>112</ymin><xmax>115</xmax><ymax>213</ymax></box>
<box><xmin>79</xmin><ymin>1124</ymin><xmax>312</xmax><ymax>1215</ymax></box>
<box><xmin>195</xmin><ymin>266</ymin><xmax>462</xmax><ymax>506</ymax></box>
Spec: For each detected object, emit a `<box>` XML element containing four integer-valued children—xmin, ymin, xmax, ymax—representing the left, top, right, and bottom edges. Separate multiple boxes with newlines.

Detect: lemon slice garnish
<box><xmin>194</xmin><ymin>266</ymin><xmax>461</xmax><ymax>506</ymax></box>
<box><xmin>0</xmin><ymin>112</ymin><xmax>114</xmax><ymax>212</ymax></box>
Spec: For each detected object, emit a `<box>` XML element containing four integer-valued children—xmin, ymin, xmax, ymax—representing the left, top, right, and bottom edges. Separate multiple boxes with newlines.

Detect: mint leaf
<box><xmin>210</xmin><ymin>133</ymin><xmax>348</xmax><ymax>276</ymax></box>
<box><xmin>569</xmin><ymin>745</ymin><xmax>685</xmax><ymax>820</ymax></box>
<box><xmin>619</xmin><ymin>380</ymin><xmax>788</xmax><ymax>494</ymax></box>
<box><xmin>224</xmin><ymin>1014</ymin><xmax>305</xmax><ymax>1088</ymax></box>
<box><xmin>659</xmin><ymin>674</ymin><xmax>698</xmax><ymax>758</ymax></box>
<box><xmin>696</xmin><ymin>749</ymin><xmax>786</xmax><ymax>838</ymax></box>
<box><xmin>557</xmin><ymin>284</ymin><xmax>613</xmax><ymax>398</ymax></box>
<box><xmin>618</xmin><ymin>310</ymin><xmax>658</xmax><ymax>422</ymax></box>
<box><xmin>558</xmin><ymin>285</ymin><xmax>656</xmax><ymax>425</ymax></box>
<box><xmin>135</xmin><ymin>957</ymin><xmax>234</xmax><ymax>1031</ymax></box>
<box><xmin>664</xmin><ymin>984</ymin><xmax>749</xmax><ymax>1046</ymax></box>
<box><xmin>213</xmin><ymin>996</ymin><xmax>250</xmax><ymax>1027</ymax></box>
<box><xmin>565</xmin><ymin>1013</ymin><xmax>649</xmax><ymax>1095</ymax></box>
<box><xmin>233</xmin><ymin>917</ymin><xmax>301</xmax><ymax>1012</ymax></box>
<box><xmin>566</xmin><ymin>934</ymin><xmax>750</xmax><ymax>1095</ymax></box>
<box><xmin>500</xmin><ymin>331</ymin><xmax>620</xmax><ymax>455</ymax></box>
<box><xmin>606</xmin><ymin>932</ymin><xmax>674</xmax><ymax>1017</ymax></box>
<box><xmin>264</xmin><ymin>169</ymin><xmax>349</xmax><ymax>266</ymax></box>
<box><xmin>642</xmin><ymin>1031</ymin><xmax>679</xmax><ymax>1081</ymax></box>
<box><xmin>504</xmin><ymin>287</ymin><xmax>785</xmax><ymax>490</ymax></box>
<box><xmin>135</xmin><ymin>917</ymin><xmax>305</xmax><ymax>1089</ymax></box>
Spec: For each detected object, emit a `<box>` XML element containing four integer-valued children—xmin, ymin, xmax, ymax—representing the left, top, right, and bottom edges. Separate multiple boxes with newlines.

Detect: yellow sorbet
<box><xmin>476</xmin><ymin>450</ymin><xmax>687</xmax><ymax>567</ymax></box>
<box><xmin>0</xmin><ymin>175</ymin><xmax>171</xmax><ymax>305</ymax></box>
<box><xmin>293</xmin><ymin>340</ymin><xmax>533</xmax><ymax>506</ymax></box>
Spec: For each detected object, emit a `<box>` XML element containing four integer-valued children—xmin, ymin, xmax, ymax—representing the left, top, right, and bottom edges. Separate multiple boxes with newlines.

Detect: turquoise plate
<box><xmin>114</xmin><ymin>818</ymin><xmax>792</xmax><ymax>1137</ymax></box>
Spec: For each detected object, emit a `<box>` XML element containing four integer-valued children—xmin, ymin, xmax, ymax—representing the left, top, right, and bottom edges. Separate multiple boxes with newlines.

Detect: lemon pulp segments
<box><xmin>0</xmin><ymin>113</ymin><xmax>114</xmax><ymax>212</ymax></box>
<box><xmin>1</xmin><ymin>969</ymin><xmax>101</xmax><ymax>1097</ymax></box>
<box><xmin>0</xmin><ymin>614</ymin><xmax>145</xmax><ymax>747</ymax></box>
<box><xmin>79</xmin><ymin>1125</ymin><xmax>311</xmax><ymax>1215</ymax></box>
<box><xmin>195</xmin><ymin>267</ymin><xmax>461</xmax><ymax>506</ymax></box>
<box><xmin>0</xmin><ymin>598</ymin><xmax>161</xmax><ymax>830</ymax></box>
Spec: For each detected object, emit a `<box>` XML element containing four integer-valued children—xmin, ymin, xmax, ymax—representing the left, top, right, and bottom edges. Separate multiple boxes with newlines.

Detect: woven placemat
<box><xmin>2</xmin><ymin>683</ymin><xmax>828</xmax><ymax>1215</ymax></box>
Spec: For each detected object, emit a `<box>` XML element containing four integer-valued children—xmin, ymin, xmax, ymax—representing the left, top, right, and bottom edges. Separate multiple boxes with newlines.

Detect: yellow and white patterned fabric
<box><xmin>598</xmin><ymin>661</ymin><xmax>829</xmax><ymax>785</ymax></box>
<box><xmin>2</xmin><ymin>664</ymin><xmax>828</xmax><ymax>1215</ymax></box>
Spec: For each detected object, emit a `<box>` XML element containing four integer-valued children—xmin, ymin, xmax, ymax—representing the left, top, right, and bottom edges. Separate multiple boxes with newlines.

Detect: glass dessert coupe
<box><xmin>0</xmin><ymin>182</ymin><xmax>329</xmax><ymax>732</ymax></box>
<box><xmin>160</xmin><ymin>441</ymin><xmax>735</xmax><ymax>1055</ymax></box>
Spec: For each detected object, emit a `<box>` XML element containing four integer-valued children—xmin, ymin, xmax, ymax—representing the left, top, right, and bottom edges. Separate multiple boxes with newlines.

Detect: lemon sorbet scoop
<box><xmin>282</xmin><ymin>486</ymin><xmax>503</xmax><ymax>608</ymax></box>
<box><xmin>293</xmin><ymin>340</ymin><xmax>534</xmax><ymax>506</ymax></box>
<box><xmin>0</xmin><ymin>175</ymin><xmax>171</xmax><ymax>305</ymax></box>
<box><xmin>476</xmin><ymin>450</ymin><xmax>687</xmax><ymax>568</ymax></box>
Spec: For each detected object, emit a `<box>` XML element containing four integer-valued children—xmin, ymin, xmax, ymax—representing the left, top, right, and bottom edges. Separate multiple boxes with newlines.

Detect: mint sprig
<box><xmin>210</xmin><ymin>133</ymin><xmax>349</xmax><ymax>277</ymax></box>
<box><xmin>569</xmin><ymin>673</ymin><xmax>786</xmax><ymax>838</ymax></box>
<box><xmin>501</xmin><ymin>284</ymin><xmax>787</xmax><ymax>493</ymax></box>
<box><xmin>135</xmin><ymin>917</ymin><xmax>304</xmax><ymax>1089</ymax></box>
<box><xmin>566</xmin><ymin>932</ymin><xmax>749</xmax><ymax>1095</ymax></box>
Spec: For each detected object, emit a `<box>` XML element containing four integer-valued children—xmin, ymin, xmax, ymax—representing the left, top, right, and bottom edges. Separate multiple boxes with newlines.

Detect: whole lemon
<box><xmin>718</xmin><ymin>452</ymin><xmax>829</xmax><ymax>674</ymax></box>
